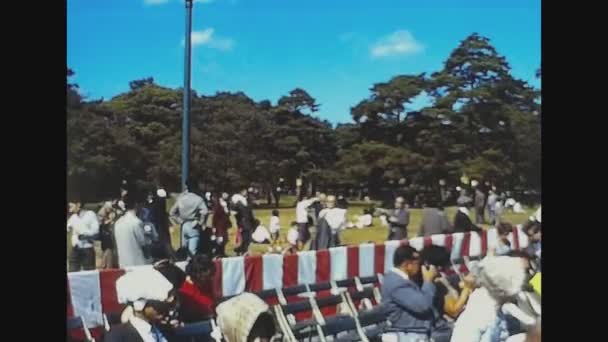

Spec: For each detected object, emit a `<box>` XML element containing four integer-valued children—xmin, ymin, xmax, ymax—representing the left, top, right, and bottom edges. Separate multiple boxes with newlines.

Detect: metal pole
<box><xmin>182</xmin><ymin>0</ymin><xmax>193</xmax><ymax>191</ymax></box>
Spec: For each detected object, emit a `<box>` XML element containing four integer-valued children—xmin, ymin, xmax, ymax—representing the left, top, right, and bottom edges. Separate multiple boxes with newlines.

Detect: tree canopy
<box><xmin>67</xmin><ymin>33</ymin><xmax>540</xmax><ymax>204</ymax></box>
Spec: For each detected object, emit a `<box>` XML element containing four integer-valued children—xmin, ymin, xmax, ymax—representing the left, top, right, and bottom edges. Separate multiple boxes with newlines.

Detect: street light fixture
<box><xmin>182</xmin><ymin>0</ymin><xmax>194</xmax><ymax>191</ymax></box>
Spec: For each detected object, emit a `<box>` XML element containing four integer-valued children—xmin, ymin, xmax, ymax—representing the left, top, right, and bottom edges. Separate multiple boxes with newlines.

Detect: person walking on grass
<box><xmin>387</xmin><ymin>196</ymin><xmax>410</xmax><ymax>241</ymax></box>
<box><xmin>170</xmin><ymin>178</ymin><xmax>209</xmax><ymax>258</ymax></box>
<box><xmin>295</xmin><ymin>193</ymin><xmax>319</xmax><ymax>249</ymax></box>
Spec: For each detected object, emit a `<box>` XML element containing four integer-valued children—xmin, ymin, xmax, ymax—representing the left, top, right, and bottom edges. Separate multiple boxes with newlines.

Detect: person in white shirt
<box><xmin>269</xmin><ymin>209</ymin><xmax>281</xmax><ymax>246</ymax></box>
<box><xmin>114</xmin><ymin>194</ymin><xmax>153</xmax><ymax>268</ymax></box>
<box><xmin>316</xmin><ymin>195</ymin><xmax>347</xmax><ymax>248</ymax></box>
<box><xmin>67</xmin><ymin>199</ymin><xmax>100</xmax><ymax>272</ymax></box>
<box><xmin>295</xmin><ymin>194</ymin><xmax>319</xmax><ymax>249</ymax></box>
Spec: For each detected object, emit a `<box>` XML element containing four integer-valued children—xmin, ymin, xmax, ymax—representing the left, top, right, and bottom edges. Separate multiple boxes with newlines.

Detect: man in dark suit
<box><xmin>104</xmin><ymin>268</ymin><xmax>177</xmax><ymax>342</ymax></box>
<box><xmin>381</xmin><ymin>245</ymin><xmax>438</xmax><ymax>341</ymax></box>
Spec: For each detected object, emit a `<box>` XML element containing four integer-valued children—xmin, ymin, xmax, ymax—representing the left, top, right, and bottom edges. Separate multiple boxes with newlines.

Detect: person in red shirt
<box><xmin>178</xmin><ymin>255</ymin><xmax>217</xmax><ymax>322</ymax></box>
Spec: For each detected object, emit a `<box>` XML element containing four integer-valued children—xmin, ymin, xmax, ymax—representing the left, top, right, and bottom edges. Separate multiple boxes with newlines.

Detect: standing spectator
<box><xmin>178</xmin><ymin>255</ymin><xmax>217</xmax><ymax>323</ymax></box>
<box><xmin>104</xmin><ymin>268</ymin><xmax>177</xmax><ymax>342</ymax></box>
<box><xmin>211</xmin><ymin>192</ymin><xmax>231</xmax><ymax>258</ymax></box>
<box><xmin>316</xmin><ymin>195</ymin><xmax>348</xmax><ymax>248</ymax></box>
<box><xmin>97</xmin><ymin>200</ymin><xmax>121</xmax><ymax>269</ymax></box>
<box><xmin>381</xmin><ymin>245</ymin><xmax>438</xmax><ymax>341</ymax></box>
<box><xmin>487</xmin><ymin>190</ymin><xmax>498</xmax><ymax>225</ymax></box>
<box><xmin>232</xmin><ymin>189</ymin><xmax>256</xmax><ymax>256</ymax></box>
<box><xmin>151</xmin><ymin>187</ymin><xmax>175</xmax><ymax>261</ymax></box>
<box><xmin>310</xmin><ymin>193</ymin><xmax>326</xmax><ymax>226</ymax></box>
<box><xmin>295</xmin><ymin>194</ymin><xmax>319</xmax><ymax>249</ymax></box>
<box><xmin>419</xmin><ymin>199</ymin><xmax>451</xmax><ymax>237</ymax></box>
<box><xmin>170</xmin><ymin>178</ymin><xmax>209</xmax><ymax>258</ymax></box>
<box><xmin>387</xmin><ymin>196</ymin><xmax>410</xmax><ymax>241</ymax></box>
<box><xmin>114</xmin><ymin>194</ymin><xmax>153</xmax><ymax>268</ymax></box>
<box><xmin>453</xmin><ymin>207</ymin><xmax>482</xmax><ymax>234</ymax></box>
<box><xmin>67</xmin><ymin>198</ymin><xmax>100</xmax><ymax>272</ymax></box>
<box><xmin>269</xmin><ymin>209</ymin><xmax>281</xmax><ymax>247</ymax></box>
<box><xmin>474</xmin><ymin>187</ymin><xmax>486</xmax><ymax>224</ymax></box>
<box><xmin>456</xmin><ymin>188</ymin><xmax>472</xmax><ymax>207</ymax></box>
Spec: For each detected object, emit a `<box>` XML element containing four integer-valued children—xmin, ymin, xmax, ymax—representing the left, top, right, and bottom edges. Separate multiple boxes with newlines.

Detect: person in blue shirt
<box><xmin>380</xmin><ymin>245</ymin><xmax>438</xmax><ymax>341</ymax></box>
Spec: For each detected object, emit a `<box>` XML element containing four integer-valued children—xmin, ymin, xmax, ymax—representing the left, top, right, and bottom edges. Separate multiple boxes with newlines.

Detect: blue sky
<box><xmin>67</xmin><ymin>0</ymin><xmax>541</xmax><ymax>124</ymax></box>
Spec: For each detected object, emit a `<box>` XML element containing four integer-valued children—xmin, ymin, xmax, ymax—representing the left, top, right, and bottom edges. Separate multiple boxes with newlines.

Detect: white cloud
<box><xmin>182</xmin><ymin>28</ymin><xmax>235</xmax><ymax>51</ymax></box>
<box><xmin>143</xmin><ymin>0</ymin><xmax>170</xmax><ymax>5</ymax></box>
<box><xmin>191</xmin><ymin>29</ymin><xmax>214</xmax><ymax>46</ymax></box>
<box><xmin>370</xmin><ymin>30</ymin><xmax>424</xmax><ymax>58</ymax></box>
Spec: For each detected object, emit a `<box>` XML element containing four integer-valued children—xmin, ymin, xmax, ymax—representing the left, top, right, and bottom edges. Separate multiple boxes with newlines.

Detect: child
<box><xmin>492</xmin><ymin>222</ymin><xmax>513</xmax><ymax>256</ymax></box>
<box><xmin>252</xmin><ymin>219</ymin><xmax>271</xmax><ymax>244</ymax></box>
<box><xmin>269</xmin><ymin>209</ymin><xmax>281</xmax><ymax>246</ymax></box>
<box><xmin>283</xmin><ymin>221</ymin><xmax>299</xmax><ymax>255</ymax></box>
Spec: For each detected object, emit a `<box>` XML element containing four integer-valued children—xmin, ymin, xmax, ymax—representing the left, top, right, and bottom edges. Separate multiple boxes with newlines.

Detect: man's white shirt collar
<box><xmin>130</xmin><ymin>316</ymin><xmax>166</xmax><ymax>342</ymax></box>
<box><xmin>392</xmin><ymin>267</ymin><xmax>410</xmax><ymax>282</ymax></box>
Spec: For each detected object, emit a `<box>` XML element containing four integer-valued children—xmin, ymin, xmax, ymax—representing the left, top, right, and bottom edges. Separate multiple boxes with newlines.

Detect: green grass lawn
<box><xmin>68</xmin><ymin>195</ymin><xmax>537</xmax><ymax>269</ymax></box>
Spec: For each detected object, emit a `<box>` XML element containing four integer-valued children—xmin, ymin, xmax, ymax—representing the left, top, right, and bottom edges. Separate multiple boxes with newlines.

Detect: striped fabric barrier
<box><xmin>67</xmin><ymin>225</ymin><xmax>529</xmax><ymax>335</ymax></box>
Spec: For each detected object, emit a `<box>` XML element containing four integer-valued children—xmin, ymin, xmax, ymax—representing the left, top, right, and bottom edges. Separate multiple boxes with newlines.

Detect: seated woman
<box><xmin>420</xmin><ymin>246</ymin><xmax>477</xmax><ymax>342</ymax></box>
<box><xmin>178</xmin><ymin>255</ymin><xmax>217</xmax><ymax>323</ymax></box>
<box><xmin>216</xmin><ymin>292</ymin><xmax>277</xmax><ymax>342</ymax></box>
<box><xmin>451</xmin><ymin>256</ymin><xmax>527</xmax><ymax>342</ymax></box>
<box><xmin>490</xmin><ymin>222</ymin><xmax>514</xmax><ymax>256</ymax></box>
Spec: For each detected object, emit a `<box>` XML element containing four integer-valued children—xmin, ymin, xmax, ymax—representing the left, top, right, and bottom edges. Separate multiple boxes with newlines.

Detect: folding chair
<box><xmin>173</xmin><ymin>320</ymin><xmax>214</xmax><ymax>341</ymax></box>
<box><xmin>67</xmin><ymin>316</ymin><xmax>82</xmax><ymax>331</ymax></box>
<box><xmin>314</xmin><ymin>315</ymin><xmax>363</xmax><ymax>342</ymax></box>
<box><xmin>102</xmin><ymin>312</ymin><xmax>122</xmax><ymax>332</ymax></box>
<box><xmin>276</xmin><ymin>293</ymin><xmax>349</xmax><ymax>341</ymax></box>
<box><xmin>354</xmin><ymin>306</ymin><xmax>388</xmax><ymax>340</ymax></box>
<box><xmin>67</xmin><ymin>316</ymin><xmax>96</xmax><ymax>342</ymax></box>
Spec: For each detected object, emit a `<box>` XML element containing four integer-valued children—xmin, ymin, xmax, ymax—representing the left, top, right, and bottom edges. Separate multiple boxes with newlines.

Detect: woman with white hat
<box><xmin>105</xmin><ymin>268</ymin><xmax>178</xmax><ymax>342</ymax></box>
<box><xmin>215</xmin><ymin>292</ymin><xmax>277</xmax><ymax>342</ymax></box>
<box><xmin>450</xmin><ymin>256</ymin><xmax>528</xmax><ymax>342</ymax></box>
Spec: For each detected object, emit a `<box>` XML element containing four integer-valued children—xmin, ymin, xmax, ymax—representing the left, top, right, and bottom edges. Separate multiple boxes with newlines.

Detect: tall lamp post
<box><xmin>182</xmin><ymin>0</ymin><xmax>194</xmax><ymax>191</ymax></box>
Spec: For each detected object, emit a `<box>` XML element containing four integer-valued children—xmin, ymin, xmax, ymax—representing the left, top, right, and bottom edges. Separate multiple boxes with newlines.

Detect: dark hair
<box><xmin>393</xmin><ymin>245</ymin><xmax>419</xmax><ymax>267</ymax></box>
<box><xmin>247</xmin><ymin>312</ymin><xmax>276</xmax><ymax>341</ymax></box>
<box><xmin>123</xmin><ymin>193</ymin><xmax>138</xmax><ymax>210</ymax></box>
<box><xmin>175</xmin><ymin>247</ymin><xmax>190</xmax><ymax>261</ymax></box>
<box><xmin>185</xmin><ymin>255</ymin><xmax>216</xmax><ymax>278</ymax></box>
<box><xmin>272</xmin><ymin>209</ymin><xmax>279</xmax><ymax>217</ymax></box>
<box><xmin>523</xmin><ymin>220</ymin><xmax>541</xmax><ymax>236</ymax></box>
<box><xmin>420</xmin><ymin>245</ymin><xmax>451</xmax><ymax>268</ymax></box>
<box><xmin>497</xmin><ymin>222</ymin><xmax>513</xmax><ymax>236</ymax></box>
<box><xmin>185</xmin><ymin>178</ymin><xmax>199</xmax><ymax>194</ymax></box>
<box><xmin>290</xmin><ymin>221</ymin><xmax>298</xmax><ymax>226</ymax></box>
<box><xmin>154</xmin><ymin>261</ymin><xmax>187</xmax><ymax>290</ymax></box>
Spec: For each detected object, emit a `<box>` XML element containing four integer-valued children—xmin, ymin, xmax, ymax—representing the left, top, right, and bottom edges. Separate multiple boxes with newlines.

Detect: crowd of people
<box><xmin>90</xmin><ymin>211</ymin><xmax>540</xmax><ymax>342</ymax></box>
<box><xmin>67</xmin><ymin>177</ymin><xmax>537</xmax><ymax>272</ymax></box>
<box><xmin>68</xmin><ymin>178</ymin><xmax>541</xmax><ymax>342</ymax></box>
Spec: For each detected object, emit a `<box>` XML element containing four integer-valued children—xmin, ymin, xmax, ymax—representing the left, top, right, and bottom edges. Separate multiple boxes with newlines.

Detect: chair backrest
<box><xmin>357</xmin><ymin>306</ymin><xmax>387</xmax><ymax>327</ymax></box>
<box><xmin>318</xmin><ymin>315</ymin><xmax>358</xmax><ymax>336</ymax></box>
<box><xmin>67</xmin><ymin>316</ymin><xmax>82</xmax><ymax>330</ymax></box>
<box><xmin>173</xmin><ymin>320</ymin><xmax>213</xmax><ymax>337</ymax></box>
